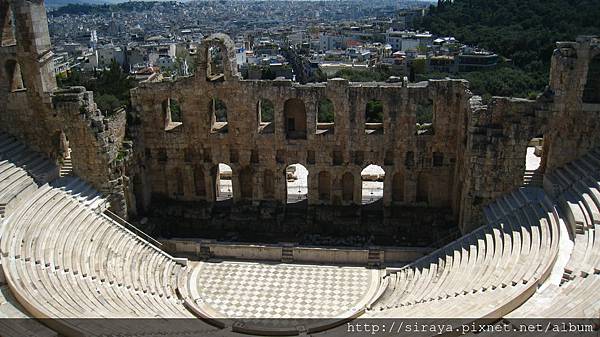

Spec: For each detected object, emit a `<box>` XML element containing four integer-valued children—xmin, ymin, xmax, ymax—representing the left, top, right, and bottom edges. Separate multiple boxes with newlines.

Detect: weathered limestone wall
<box><xmin>0</xmin><ymin>1</ymin><xmax>128</xmax><ymax>216</ymax></box>
<box><xmin>129</xmin><ymin>35</ymin><xmax>472</xmax><ymax>240</ymax></box>
<box><xmin>457</xmin><ymin>96</ymin><xmax>547</xmax><ymax>232</ymax></box>
<box><xmin>543</xmin><ymin>37</ymin><xmax>600</xmax><ymax>171</ymax></box>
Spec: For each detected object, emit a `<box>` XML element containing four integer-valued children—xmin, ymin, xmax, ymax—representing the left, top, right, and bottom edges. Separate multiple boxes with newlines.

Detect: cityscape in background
<box><xmin>48</xmin><ymin>0</ymin><xmax>498</xmax><ymax>89</ymax></box>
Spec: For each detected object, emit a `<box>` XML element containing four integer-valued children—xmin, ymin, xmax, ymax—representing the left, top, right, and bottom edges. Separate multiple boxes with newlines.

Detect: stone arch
<box><xmin>365</xmin><ymin>99</ymin><xmax>383</xmax><ymax>134</ymax></box>
<box><xmin>239</xmin><ymin>167</ymin><xmax>253</xmax><ymax>200</ymax></box>
<box><xmin>416</xmin><ymin>98</ymin><xmax>434</xmax><ymax>135</ymax></box>
<box><xmin>342</xmin><ymin>172</ymin><xmax>354</xmax><ymax>202</ymax></box>
<box><xmin>263</xmin><ymin>169</ymin><xmax>275</xmax><ymax>199</ymax></box>
<box><xmin>392</xmin><ymin>172</ymin><xmax>404</xmax><ymax>202</ymax></box>
<box><xmin>361</xmin><ymin>164</ymin><xmax>385</xmax><ymax>205</ymax></box>
<box><xmin>257</xmin><ymin>98</ymin><xmax>274</xmax><ymax>134</ymax></box>
<box><xmin>285</xmin><ymin>163</ymin><xmax>308</xmax><ymax>204</ymax></box>
<box><xmin>215</xmin><ymin>163</ymin><xmax>233</xmax><ymax>201</ymax></box>
<box><xmin>199</xmin><ymin>34</ymin><xmax>240</xmax><ymax>81</ymax></box>
<box><xmin>194</xmin><ymin>166</ymin><xmax>206</xmax><ymax>197</ymax></box>
<box><xmin>210</xmin><ymin>97</ymin><xmax>228</xmax><ymax>133</ymax></box>
<box><xmin>5</xmin><ymin>60</ymin><xmax>24</xmax><ymax>92</ymax></box>
<box><xmin>316</xmin><ymin>98</ymin><xmax>334</xmax><ymax>135</ymax></box>
<box><xmin>583</xmin><ymin>55</ymin><xmax>600</xmax><ymax>103</ymax></box>
<box><xmin>523</xmin><ymin>136</ymin><xmax>545</xmax><ymax>186</ymax></box>
<box><xmin>162</xmin><ymin>98</ymin><xmax>182</xmax><ymax>130</ymax></box>
<box><xmin>318</xmin><ymin>171</ymin><xmax>331</xmax><ymax>201</ymax></box>
<box><xmin>0</xmin><ymin>3</ymin><xmax>16</xmax><ymax>47</ymax></box>
<box><xmin>284</xmin><ymin>98</ymin><xmax>307</xmax><ymax>139</ymax></box>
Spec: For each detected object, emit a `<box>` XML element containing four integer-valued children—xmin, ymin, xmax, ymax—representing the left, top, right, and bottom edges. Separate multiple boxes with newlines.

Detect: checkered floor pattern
<box><xmin>193</xmin><ymin>261</ymin><xmax>373</xmax><ymax>319</ymax></box>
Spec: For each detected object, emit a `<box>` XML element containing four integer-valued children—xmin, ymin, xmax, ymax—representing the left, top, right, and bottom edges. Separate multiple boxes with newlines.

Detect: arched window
<box><xmin>162</xmin><ymin>98</ymin><xmax>182</xmax><ymax>130</ymax></box>
<box><xmin>286</xmin><ymin>163</ymin><xmax>308</xmax><ymax>204</ymax></box>
<box><xmin>361</xmin><ymin>164</ymin><xmax>385</xmax><ymax>205</ymax></box>
<box><xmin>523</xmin><ymin>137</ymin><xmax>544</xmax><ymax>186</ymax></box>
<box><xmin>257</xmin><ymin>99</ymin><xmax>274</xmax><ymax>134</ymax></box>
<box><xmin>583</xmin><ymin>56</ymin><xmax>600</xmax><ymax>103</ymax></box>
<box><xmin>210</xmin><ymin>97</ymin><xmax>228</xmax><ymax>133</ymax></box>
<box><xmin>216</xmin><ymin>163</ymin><xmax>232</xmax><ymax>201</ymax></box>
<box><xmin>316</xmin><ymin>98</ymin><xmax>334</xmax><ymax>135</ymax></box>
<box><xmin>1</xmin><ymin>4</ymin><xmax>16</xmax><ymax>47</ymax></box>
<box><xmin>239</xmin><ymin>167</ymin><xmax>253</xmax><ymax>200</ymax></box>
<box><xmin>284</xmin><ymin>98</ymin><xmax>307</xmax><ymax>139</ymax></box>
<box><xmin>318</xmin><ymin>171</ymin><xmax>331</xmax><ymax>201</ymax></box>
<box><xmin>392</xmin><ymin>172</ymin><xmax>404</xmax><ymax>202</ymax></box>
<box><xmin>365</xmin><ymin>99</ymin><xmax>383</xmax><ymax>134</ymax></box>
<box><xmin>5</xmin><ymin>60</ymin><xmax>24</xmax><ymax>92</ymax></box>
<box><xmin>342</xmin><ymin>172</ymin><xmax>354</xmax><ymax>202</ymax></box>
<box><xmin>416</xmin><ymin>99</ymin><xmax>434</xmax><ymax>135</ymax></box>
<box><xmin>207</xmin><ymin>46</ymin><xmax>224</xmax><ymax>81</ymax></box>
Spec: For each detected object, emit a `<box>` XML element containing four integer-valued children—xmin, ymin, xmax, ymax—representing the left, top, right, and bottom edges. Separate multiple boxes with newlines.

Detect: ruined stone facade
<box><xmin>1</xmin><ymin>1</ymin><xmax>599</xmax><ymax>241</ymax></box>
<box><xmin>0</xmin><ymin>0</ymin><xmax>128</xmax><ymax>215</ymax></box>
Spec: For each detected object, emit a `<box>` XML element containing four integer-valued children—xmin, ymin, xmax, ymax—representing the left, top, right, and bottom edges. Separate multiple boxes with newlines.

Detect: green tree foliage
<box><xmin>416</xmin><ymin>102</ymin><xmax>433</xmax><ymax>124</ymax></box>
<box><xmin>260</xmin><ymin>100</ymin><xmax>274</xmax><ymax>122</ymax></box>
<box><xmin>418</xmin><ymin>0</ymin><xmax>600</xmax><ymax>97</ymax></box>
<box><xmin>318</xmin><ymin>99</ymin><xmax>334</xmax><ymax>123</ymax></box>
<box><xmin>170</xmin><ymin>99</ymin><xmax>182</xmax><ymax>122</ymax></box>
<box><xmin>365</xmin><ymin>100</ymin><xmax>383</xmax><ymax>123</ymax></box>
<box><xmin>56</xmin><ymin>60</ymin><xmax>135</xmax><ymax>115</ymax></box>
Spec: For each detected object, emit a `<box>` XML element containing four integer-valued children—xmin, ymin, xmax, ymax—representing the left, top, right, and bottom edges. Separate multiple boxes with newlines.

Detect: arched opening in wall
<box><xmin>216</xmin><ymin>163</ymin><xmax>233</xmax><ymax>201</ymax></box>
<box><xmin>52</xmin><ymin>130</ymin><xmax>72</xmax><ymax>177</ymax></box>
<box><xmin>194</xmin><ymin>167</ymin><xmax>206</xmax><ymax>198</ymax></box>
<box><xmin>162</xmin><ymin>98</ymin><xmax>182</xmax><ymax>130</ymax></box>
<box><xmin>5</xmin><ymin>60</ymin><xmax>25</xmax><ymax>92</ymax></box>
<box><xmin>318</xmin><ymin>171</ymin><xmax>331</xmax><ymax>201</ymax></box>
<box><xmin>239</xmin><ymin>167</ymin><xmax>253</xmax><ymax>200</ymax></box>
<box><xmin>416</xmin><ymin>99</ymin><xmax>434</xmax><ymax>135</ymax></box>
<box><xmin>284</xmin><ymin>98</ymin><xmax>307</xmax><ymax>140</ymax></box>
<box><xmin>210</xmin><ymin>97</ymin><xmax>228</xmax><ymax>133</ymax></box>
<box><xmin>286</xmin><ymin>163</ymin><xmax>308</xmax><ymax>204</ymax></box>
<box><xmin>263</xmin><ymin>169</ymin><xmax>275</xmax><ymax>199</ymax></box>
<box><xmin>365</xmin><ymin>99</ymin><xmax>383</xmax><ymax>134</ymax></box>
<box><xmin>1</xmin><ymin>4</ymin><xmax>16</xmax><ymax>47</ymax></box>
<box><xmin>583</xmin><ymin>56</ymin><xmax>600</xmax><ymax>103</ymax></box>
<box><xmin>392</xmin><ymin>172</ymin><xmax>404</xmax><ymax>202</ymax></box>
<box><xmin>342</xmin><ymin>172</ymin><xmax>354</xmax><ymax>202</ymax></box>
<box><xmin>416</xmin><ymin>172</ymin><xmax>429</xmax><ymax>203</ymax></box>
<box><xmin>361</xmin><ymin>164</ymin><xmax>384</xmax><ymax>205</ymax></box>
<box><xmin>207</xmin><ymin>46</ymin><xmax>224</xmax><ymax>81</ymax></box>
<box><xmin>316</xmin><ymin>98</ymin><xmax>334</xmax><ymax>135</ymax></box>
<box><xmin>257</xmin><ymin>99</ymin><xmax>274</xmax><ymax>134</ymax></box>
<box><xmin>523</xmin><ymin>137</ymin><xmax>545</xmax><ymax>186</ymax></box>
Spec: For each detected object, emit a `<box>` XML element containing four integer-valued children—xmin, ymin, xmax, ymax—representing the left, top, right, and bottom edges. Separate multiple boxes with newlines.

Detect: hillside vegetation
<box><xmin>418</xmin><ymin>0</ymin><xmax>600</xmax><ymax>98</ymax></box>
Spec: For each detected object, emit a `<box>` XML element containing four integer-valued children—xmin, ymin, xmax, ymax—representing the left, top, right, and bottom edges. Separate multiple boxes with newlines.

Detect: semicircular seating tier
<box><xmin>365</xmin><ymin>186</ymin><xmax>561</xmax><ymax>320</ymax></box>
<box><xmin>504</xmin><ymin>148</ymin><xmax>600</xmax><ymax>319</ymax></box>
<box><xmin>0</xmin><ymin>132</ymin><xmax>57</xmax><ymax>219</ymax></box>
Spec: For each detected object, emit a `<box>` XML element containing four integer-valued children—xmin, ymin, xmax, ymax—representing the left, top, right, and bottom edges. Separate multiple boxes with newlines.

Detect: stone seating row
<box><xmin>1</xmin><ymin>181</ymin><xmax>182</xmax><ymax>298</ymax></box>
<box><xmin>0</xmin><ymin>132</ymin><xmax>56</xmax><ymax>186</ymax></box>
<box><xmin>0</xmin><ymin>132</ymin><xmax>57</xmax><ymax>218</ymax></box>
<box><xmin>505</xmin><ymin>149</ymin><xmax>600</xmax><ymax>319</ymax></box>
<box><xmin>0</xmin><ymin>285</ymin><xmax>57</xmax><ymax>337</ymax></box>
<box><xmin>368</xmin><ymin>187</ymin><xmax>560</xmax><ymax>319</ymax></box>
<box><xmin>0</xmin><ymin>177</ymin><xmax>218</xmax><ymax>335</ymax></box>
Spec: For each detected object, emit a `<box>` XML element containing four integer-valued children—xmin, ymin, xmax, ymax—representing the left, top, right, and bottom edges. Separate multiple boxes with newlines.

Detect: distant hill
<box><xmin>415</xmin><ymin>0</ymin><xmax>600</xmax><ymax>98</ymax></box>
